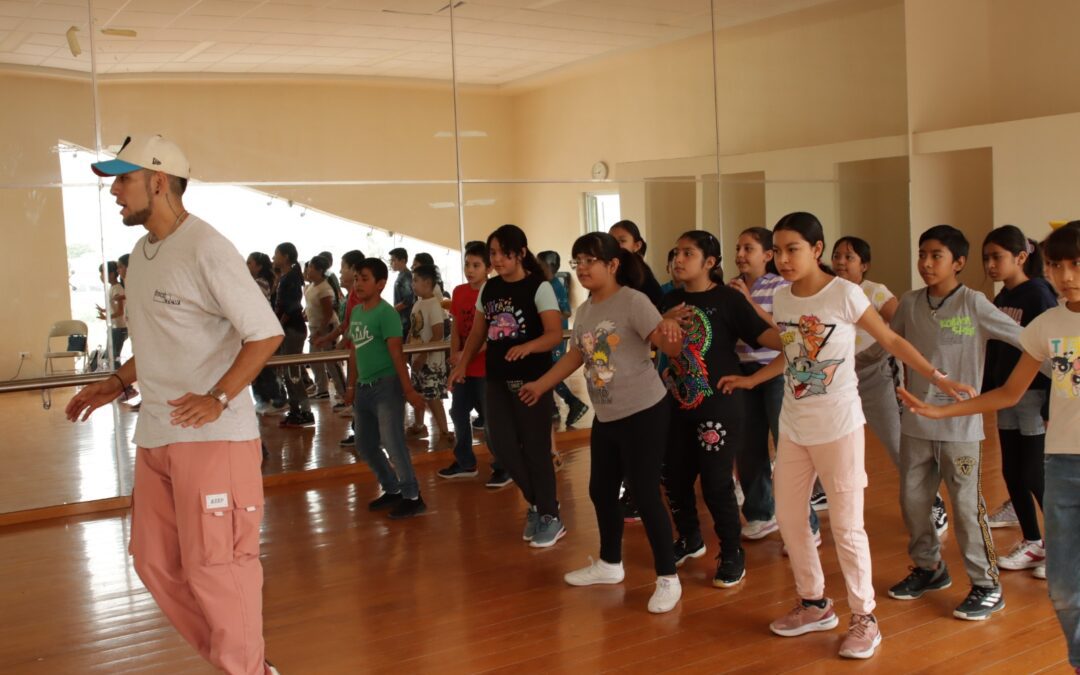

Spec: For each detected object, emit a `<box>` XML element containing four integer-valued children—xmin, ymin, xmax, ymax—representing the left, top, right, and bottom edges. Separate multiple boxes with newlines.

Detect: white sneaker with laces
<box><xmin>564</xmin><ymin>557</ymin><xmax>625</xmax><ymax>586</ymax></box>
<box><xmin>742</xmin><ymin>518</ymin><xmax>779</xmax><ymax>540</ymax></box>
<box><xmin>648</xmin><ymin>575</ymin><xmax>682</xmax><ymax>614</ymax></box>
<box><xmin>998</xmin><ymin>539</ymin><xmax>1046</xmax><ymax>570</ymax></box>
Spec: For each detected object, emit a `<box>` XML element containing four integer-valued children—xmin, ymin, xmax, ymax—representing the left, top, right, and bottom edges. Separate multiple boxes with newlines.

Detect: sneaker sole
<box><xmin>998</xmin><ymin>558</ymin><xmax>1046</xmax><ymax>570</ymax></box>
<box><xmin>387</xmin><ymin>505</ymin><xmax>427</xmax><ymax>520</ymax></box>
<box><xmin>712</xmin><ymin>568</ymin><xmax>746</xmax><ymax>588</ymax></box>
<box><xmin>988</xmin><ymin>521</ymin><xmax>1019</xmax><ymax>529</ymax></box>
<box><xmin>770</xmin><ymin>613</ymin><xmax>840</xmax><ymax>637</ymax></box>
<box><xmin>675</xmin><ymin>546</ymin><xmax>707</xmax><ymax>567</ymax></box>
<box><xmin>648</xmin><ymin>590</ymin><xmax>682</xmax><ymax>614</ymax></box>
<box><xmin>839</xmin><ymin>632</ymin><xmax>882</xmax><ymax>659</ymax></box>
<box><xmin>623</xmin><ymin>516</ymin><xmax>642</xmax><ymax>523</ymax></box>
<box><xmin>530</xmin><ymin>527</ymin><xmax>567</xmax><ymax>548</ymax></box>
<box><xmin>888</xmin><ymin>578</ymin><xmax>952</xmax><ymax>600</ymax></box>
<box><xmin>953</xmin><ymin>600</ymin><xmax>1005</xmax><ymax>621</ymax></box>
<box><xmin>1032</xmin><ymin>568</ymin><xmax>1047</xmax><ymax>579</ymax></box>
<box><xmin>486</xmin><ymin>480</ymin><xmax>513</xmax><ymax>489</ymax></box>
<box><xmin>742</xmin><ymin>524</ymin><xmax>779</xmax><ymax>541</ymax></box>
<box><xmin>437</xmin><ymin>471</ymin><xmax>479</xmax><ymax>480</ymax></box>
<box><xmin>564</xmin><ymin>574</ymin><xmax>624</xmax><ymax>587</ymax></box>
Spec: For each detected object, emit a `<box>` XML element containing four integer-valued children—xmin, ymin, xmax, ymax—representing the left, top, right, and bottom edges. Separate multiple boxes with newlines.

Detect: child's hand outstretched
<box><xmin>897</xmin><ymin>386</ymin><xmax>947</xmax><ymax>419</ymax></box>
<box><xmin>518</xmin><ymin>381</ymin><xmax>544</xmax><ymax>406</ymax></box>
<box><xmin>933</xmin><ymin>375</ymin><xmax>978</xmax><ymax>402</ymax></box>
<box><xmin>717</xmin><ymin>374</ymin><xmax>754</xmax><ymax>394</ymax></box>
<box><xmin>505</xmin><ymin>343</ymin><xmax>533</xmax><ymax>361</ymax></box>
<box><xmin>657</xmin><ymin>318</ymin><xmax>684</xmax><ymax>344</ymax></box>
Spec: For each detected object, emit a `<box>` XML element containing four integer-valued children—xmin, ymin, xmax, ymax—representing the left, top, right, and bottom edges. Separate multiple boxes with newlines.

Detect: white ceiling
<box><xmin>0</xmin><ymin>0</ymin><xmax>836</xmax><ymax>84</ymax></box>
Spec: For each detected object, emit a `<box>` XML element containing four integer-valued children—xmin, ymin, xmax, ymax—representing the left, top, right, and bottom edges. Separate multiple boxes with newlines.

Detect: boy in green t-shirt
<box><xmin>345</xmin><ymin>258</ymin><xmax>428</xmax><ymax>519</ymax></box>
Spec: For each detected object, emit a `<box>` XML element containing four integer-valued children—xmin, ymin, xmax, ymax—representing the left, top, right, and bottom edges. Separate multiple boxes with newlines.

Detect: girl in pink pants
<box><xmin>720</xmin><ymin>212</ymin><xmax>974</xmax><ymax>660</ymax></box>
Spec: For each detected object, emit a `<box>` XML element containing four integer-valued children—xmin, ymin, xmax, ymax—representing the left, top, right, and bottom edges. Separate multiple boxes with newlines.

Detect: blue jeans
<box><xmin>449</xmin><ymin>376</ymin><xmax>502</xmax><ymax>471</ymax></box>
<box><xmin>1045</xmin><ymin>454</ymin><xmax>1080</xmax><ymax>667</ymax></box>
<box><xmin>353</xmin><ymin>375</ymin><xmax>418</xmax><ymax>499</ymax></box>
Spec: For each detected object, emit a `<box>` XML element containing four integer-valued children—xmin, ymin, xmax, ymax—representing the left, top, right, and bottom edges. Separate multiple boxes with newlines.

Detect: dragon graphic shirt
<box><xmin>659</xmin><ymin>285</ymin><xmax>769</xmax><ymax>420</ymax></box>
<box><xmin>572</xmin><ymin>286</ymin><xmax>668</xmax><ymax>422</ymax></box>
<box><xmin>1020</xmin><ymin>304</ymin><xmax>1080</xmax><ymax>454</ymax></box>
<box><xmin>773</xmin><ymin>276</ymin><xmax>871</xmax><ymax>445</ymax></box>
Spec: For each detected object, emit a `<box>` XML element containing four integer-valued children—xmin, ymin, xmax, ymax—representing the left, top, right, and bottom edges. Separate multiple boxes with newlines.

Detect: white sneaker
<box><xmin>648</xmin><ymin>575</ymin><xmax>682</xmax><ymax>614</ymax></box>
<box><xmin>998</xmin><ymin>539</ymin><xmax>1046</xmax><ymax>570</ymax></box>
<box><xmin>1032</xmin><ymin>565</ymin><xmax>1047</xmax><ymax>579</ymax></box>
<box><xmin>988</xmin><ymin>500</ymin><xmax>1019</xmax><ymax>529</ymax></box>
<box><xmin>782</xmin><ymin>530</ymin><xmax>823</xmax><ymax>557</ymax></box>
<box><xmin>742</xmin><ymin>518</ymin><xmax>779</xmax><ymax>540</ymax></box>
<box><xmin>564</xmin><ymin>557</ymin><xmax>625</xmax><ymax>586</ymax></box>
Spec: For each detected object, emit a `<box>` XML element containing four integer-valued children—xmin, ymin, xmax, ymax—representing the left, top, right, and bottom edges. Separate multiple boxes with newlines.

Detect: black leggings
<box><xmin>999</xmin><ymin>429</ymin><xmax>1045</xmax><ymax>541</ymax></box>
<box><xmin>664</xmin><ymin>405</ymin><xmax>743</xmax><ymax>561</ymax></box>
<box><xmin>485</xmin><ymin>380</ymin><xmax>558</xmax><ymax>516</ymax></box>
<box><xmin>591</xmin><ymin>398</ymin><xmax>675</xmax><ymax>576</ymax></box>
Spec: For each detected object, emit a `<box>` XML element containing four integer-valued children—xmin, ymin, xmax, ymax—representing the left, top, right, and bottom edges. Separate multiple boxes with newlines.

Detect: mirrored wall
<box><xmin>1</xmin><ymin>0</ymin><xmax>927</xmax><ymax>514</ymax></box>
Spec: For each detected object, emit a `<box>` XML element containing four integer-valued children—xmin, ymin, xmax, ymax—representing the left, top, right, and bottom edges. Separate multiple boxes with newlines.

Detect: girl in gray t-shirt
<box><xmin>519</xmin><ymin>232</ymin><xmax>684</xmax><ymax>614</ymax></box>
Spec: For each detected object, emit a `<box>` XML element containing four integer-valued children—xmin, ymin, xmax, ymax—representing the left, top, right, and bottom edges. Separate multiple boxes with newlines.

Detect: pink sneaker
<box><xmin>838</xmin><ymin>613</ymin><xmax>882</xmax><ymax>659</ymax></box>
<box><xmin>769</xmin><ymin>598</ymin><xmax>840</xmax><ymax>637</ymax></box>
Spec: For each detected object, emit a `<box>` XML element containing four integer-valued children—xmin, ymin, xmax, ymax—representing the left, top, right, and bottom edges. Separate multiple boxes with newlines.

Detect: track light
<box><xmin>66</xmin><ymin>26</ymin><xmax>81</xmax><ymax>57</ymax></box>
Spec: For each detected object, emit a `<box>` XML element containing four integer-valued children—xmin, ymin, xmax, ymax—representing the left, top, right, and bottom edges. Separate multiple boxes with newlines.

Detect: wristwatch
<box><xmin>207</xmin><ymin>387</ymin><xmax>229</xmax><ymax>410</ymax></box>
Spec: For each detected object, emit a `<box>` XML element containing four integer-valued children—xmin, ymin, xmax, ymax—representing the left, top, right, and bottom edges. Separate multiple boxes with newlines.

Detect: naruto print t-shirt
<box><xmin>659</xmin><ymin>284</ymin><xmax>769</xmax><ymax>420</ymax></box>
<box><xmin>773</xmin><ymin>276</ymin><xmax>871</xmax><ymax>445</ymax></box>
<box><xmin>1020</xmin><ymin>303</ymin><xmax>1080</xmax><ymax>454</ymax></box>
<box><xmin>572</xmin><ymin>286</ymin><xmax>668</xmax><ymax>423</ymax></box>
<box><xmin>477</xmin><ymin>274</ymin><xmax>559</xmax><ymax>382</ymax></box>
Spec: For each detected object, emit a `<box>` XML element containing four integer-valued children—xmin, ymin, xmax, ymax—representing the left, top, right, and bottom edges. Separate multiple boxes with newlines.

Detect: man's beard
<box><xmin>122</xmin><ymin>205</ymin><xmax>152</xmax><ymax>226</ymax></box>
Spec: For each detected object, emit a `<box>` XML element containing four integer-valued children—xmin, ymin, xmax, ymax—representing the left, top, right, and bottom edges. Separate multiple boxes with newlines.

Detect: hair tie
<box><xmin>1025</xmin><ymin>239</ymin><xmax>1035</xmax><ymax>254</ymax></box>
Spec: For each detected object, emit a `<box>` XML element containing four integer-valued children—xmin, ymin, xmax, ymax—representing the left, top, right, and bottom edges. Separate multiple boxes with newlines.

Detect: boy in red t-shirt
<box><xmin>439</xmin><ymin>241</ymin><xmax>511</xmax><ymax>487</ymax></box>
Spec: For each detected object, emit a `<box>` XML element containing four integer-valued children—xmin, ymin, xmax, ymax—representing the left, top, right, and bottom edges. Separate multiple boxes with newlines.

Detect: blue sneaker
<box><xmin>530</xmin><ymin>515</ymin><xmax>566</xmax><ymax>548</ymax></box>
<box><xmin>522</xmin><ymin>505</ymin><xmax>539</xmax><ymax>541</ymax></box>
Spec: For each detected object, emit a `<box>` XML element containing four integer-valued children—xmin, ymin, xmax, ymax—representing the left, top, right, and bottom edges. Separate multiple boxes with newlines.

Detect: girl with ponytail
<box><xmin>519</xmin><ymin>232</ymin><xmax>686</xmax><ymax>613</ymax></box>
<box><xmin>660</xmin><ymin>229</ymin><xmax>783</xmax><ymax>591</ymax></box>
<box><xmin>449</xmin><ymin>224</ymin><xmax>567</xmax><ymax>547</ymax></box>
<box><xmin>609</xmin><ymin>220</ymin><xmax>665</xmax><ymax>306</ymax></box>
<box><xmin>272</xmin><ymin>242</ymin><xmax>313</xmax><ymax>426</ymax></box>
<box><xmin>980</xmin><ymin>224</ymin><xmax>1059</xmax><ymax>569</ymax></box>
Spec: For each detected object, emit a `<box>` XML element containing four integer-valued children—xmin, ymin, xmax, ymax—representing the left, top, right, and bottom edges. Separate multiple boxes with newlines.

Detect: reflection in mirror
<box><xmin>90</xmin><ymin>0</ymin><xmax>458</xmax><ymax>183</ymax></box>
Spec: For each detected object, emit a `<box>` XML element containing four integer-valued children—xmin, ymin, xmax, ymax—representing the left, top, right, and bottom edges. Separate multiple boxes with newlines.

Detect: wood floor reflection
<box><xmin>0</xmin><ymin>421</ymin><xmax>1070</xmax><ymax>674</ymax></box>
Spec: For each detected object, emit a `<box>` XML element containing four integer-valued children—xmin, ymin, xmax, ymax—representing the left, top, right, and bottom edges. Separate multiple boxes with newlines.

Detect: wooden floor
<box><xmin>0</xmin><ymin>373</ymin><xmax>596</xmax><ymax>513</ymax></box>
<box><xmin>0</xmin><ymin>420</ymin><xmax>1071</xmax><ymax>673</ymax></box>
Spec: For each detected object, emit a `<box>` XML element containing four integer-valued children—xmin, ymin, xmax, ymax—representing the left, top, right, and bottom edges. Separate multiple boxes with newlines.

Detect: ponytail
<box><xmin>610</xmin><ymin>220</ymin><xmax>648</xmax><ymax>257</ymax></box>
<box><xmin>488</xmin><ymin>224</ymin><xmax>544</xmax><ymax>277</ymax></box>
<box><xmin>677</xmin><ymin>230</ymin><xmax>725</xmax><ymax>284</ymax></box>
<box><xmin>571</xmin><ymin>232</ymin><xmax>648</xmax><ymax>292</ymax></box>
<box><xmin>983</xmin><ymin>225</ymin><xmax>1045</xmax><ymax>279</ymax></box>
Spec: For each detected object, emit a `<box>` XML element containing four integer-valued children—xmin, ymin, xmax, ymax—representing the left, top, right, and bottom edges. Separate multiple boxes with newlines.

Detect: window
<box><xmin>583</xmin><ymin>192</ymin><xmax>621</xmax><ymax>233</ymax></box>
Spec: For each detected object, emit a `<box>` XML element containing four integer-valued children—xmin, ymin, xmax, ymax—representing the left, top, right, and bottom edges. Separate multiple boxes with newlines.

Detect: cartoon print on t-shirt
<box><xmin>664</xmin><ymin>306</ymin><xmax>713</xmax><ymax>410</ymax></box>
<box><xmin>485</xmin><ymin>297</ymin><xmax>526</xmax><ymax>341</ymax></box>
<box><xmin>1048</xmin><ymin>337</ymin><xmax>1080</xmax><ymax>399</ymax></box>
<box><xmin>409</xmin><ymin>307</ymin><xmax>425</xmax><ymax>340</ymax></box>
<box><xmin>780</xmin><ymin>314</ymin><xmax>843</xmax><ymax>400</ymax></box>
<box><xmin>579</xmin><ymin>320</ymin><xmax>620</xmax><ymax>404</ymax></box>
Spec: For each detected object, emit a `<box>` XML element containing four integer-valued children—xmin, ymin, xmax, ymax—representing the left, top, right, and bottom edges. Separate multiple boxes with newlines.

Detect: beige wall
<box><xmin>837</xmin><ymin>156</ymin><xmax>912</xmax><ymax>295</ymax></box>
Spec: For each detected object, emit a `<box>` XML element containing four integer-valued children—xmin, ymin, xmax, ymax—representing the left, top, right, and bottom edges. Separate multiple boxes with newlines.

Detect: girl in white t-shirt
<box><xmin>720</xmin><ymin>212</ymin><xmax>973</xmax><ymax>661</ymax></box>
<box><xmin>900</xmin><ymin>223</ymin><xmax>1080</xmax><ymax>671</ymax></box>
<box><xmin>304</xmin><ymin>255</ymin><xmax>346</xmax><ymax>400</ymax></box>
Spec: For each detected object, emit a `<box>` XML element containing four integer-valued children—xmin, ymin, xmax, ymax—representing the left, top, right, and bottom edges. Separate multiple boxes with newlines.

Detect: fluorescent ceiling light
<box><xmin>101</xmin><ymin>28</ymin><xmax>137</xmax><ymax>37</ymax></box>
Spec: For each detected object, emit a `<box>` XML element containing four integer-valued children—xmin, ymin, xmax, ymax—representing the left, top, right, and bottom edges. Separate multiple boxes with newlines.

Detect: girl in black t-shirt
<box><xmin>449</xmin><ymin>225</ymin><xmax>566</xmax><ymax>547</ymax></box>
<box><xmin>660</xmin><ymin>230</ymin><xmax>782</xmax><ymax>589</ymax></box>
<box><xmin>982</xmin><ymin>225</ymin><xmax>1059</xmax><ymax>572</ymax></box>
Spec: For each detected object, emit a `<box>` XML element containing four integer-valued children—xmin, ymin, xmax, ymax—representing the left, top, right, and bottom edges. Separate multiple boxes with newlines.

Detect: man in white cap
<box><xmin>66</xmin><ymin>135</ymin><xmax>284</xmax><ymax>675</ymax></box>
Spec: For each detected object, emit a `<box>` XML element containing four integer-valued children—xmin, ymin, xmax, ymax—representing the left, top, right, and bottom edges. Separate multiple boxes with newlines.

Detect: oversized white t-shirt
<box><xmin>409</xmin><ymin>295</ymin><xmax>448</xmax><ymax>368</ymax></box>
<box><xmin>125</xmin><ymin>215</ymin><xmax>283</xmax><ymax>447</ymax></box>
<box><xmin>774</xmin><ymin>276</ymin><xmax>871</xmax><ymax>445</ymax></box>
<box><xmin>1019</xmin><ymin>303</ymin><xmax>1080</xmax><ymax>454</ymax></box>
<box><xmin>304</xmin><ymin>279</ymin><xmax>337</xmax><ymax>333</ymax></box>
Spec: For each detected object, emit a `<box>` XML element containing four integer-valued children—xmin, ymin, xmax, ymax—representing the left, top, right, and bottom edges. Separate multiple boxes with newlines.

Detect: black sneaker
<box><xmin>313</xmin><ymin>391</ymin><xmax>330</xmax><ymax>400</ymax></box>
<box><xmin>339</xmin><ymin>434</ymin><xmax>355</xmax><ymax>447</ymax></box>
<box><xmin>810</xmin><ymin>490</ymin><xmax>828</xmax><ymax>512</ymax></box>
<box><xmin>388</xmin><ymin>495</ymin><xmax>427</xmax><ymax>519</ymax></box>
<box><xmin>713</xmin><ymin>549</ymin><xmax>746</xmax><ymax>588</ymax></box>
<box><xmin>953</xmin><ymin>585</ymin><xmax>1005</xmax><ymax>620</ymax></box>
<box><xmin>438</xmin><ymin>462</ymin><xmax>479</xmax><ymax>479</ymax></box>
<box><xmin>674</xmin><ymin>536</ymin><xmax>706</xmax><ymax>567</ymax></box>
<box><xmin>932</xmin><ymin>495</ymin><xmax>949</xmax><ymax>536</ymax></box>
<box><xmin>485</xmin><ymin>469</ymin><xmax>513</xmax><ymax>489</ymax></box>
<box><xmin>368</xmin><ymin>492</ymin><xmax>403</xmax><ymax>511</ymax></box>
<box><xmin>566</xmin><ymin>400</ymin><xmax>590</xmax><ymax>427</ymax></box>
<box><xmin>279</xmin><ymin>411</ymin><xmax>315</xmax><ymax>428</ymax></box>
<box><xmin>888</xmin><ymin>564</ymin><xmax>952</xmax><ymax>600</ymax></box>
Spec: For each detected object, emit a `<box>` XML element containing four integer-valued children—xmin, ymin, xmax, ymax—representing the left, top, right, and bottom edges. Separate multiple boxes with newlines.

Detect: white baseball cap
<box><xmin>91</xmin><ymin>134</ymin><xmax>190</xmax><ymax>179</ymax></box>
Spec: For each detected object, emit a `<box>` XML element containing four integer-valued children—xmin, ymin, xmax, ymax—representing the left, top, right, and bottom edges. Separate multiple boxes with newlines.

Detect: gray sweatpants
<box><xmin>856</xmin><ymin>356</ymin><xmax>901</xmax><ymax>468</ymax></box>
<box><xmin>899</xmin><ymin>435</ymin><xmax>999</xmax><ymax>587</ymax></box>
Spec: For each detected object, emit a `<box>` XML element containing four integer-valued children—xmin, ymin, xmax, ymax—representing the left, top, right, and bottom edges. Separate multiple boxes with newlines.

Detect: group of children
<box><xmin>323</xmin><ymin>213</ymin><xmax>1078</xmax><ymax>666</ymax></box>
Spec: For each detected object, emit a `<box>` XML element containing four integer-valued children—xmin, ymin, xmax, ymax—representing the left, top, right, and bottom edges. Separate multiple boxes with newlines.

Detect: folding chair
<box><xmin>41</xmin><ymin>319</ymin><xmax>88</xmax><ymax>409</ymax></box>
